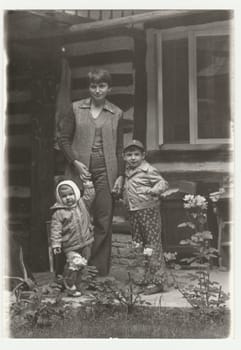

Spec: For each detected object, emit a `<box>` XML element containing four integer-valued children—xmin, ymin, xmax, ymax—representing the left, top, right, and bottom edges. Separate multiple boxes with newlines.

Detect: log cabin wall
<box><xmin>6</xmin><ymin>55</ymin><xmax>58</xmax><ymax>273</ymax></box>
<box><xmin>6</xmin><ymin>64</ymin><xmax>33</xmax><ymax>275</ymax></box>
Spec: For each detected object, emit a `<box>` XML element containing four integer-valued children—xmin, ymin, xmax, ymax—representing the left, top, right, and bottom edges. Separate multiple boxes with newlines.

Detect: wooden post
<box><xmin>133</xmin><ymin>29</ymin><xmax>147</xmax><ymax>146</ymax></box>
<box><xmin>30</xmin><ymin>68</ymin><xmax>56</xmax><ymax>272</ymax></box>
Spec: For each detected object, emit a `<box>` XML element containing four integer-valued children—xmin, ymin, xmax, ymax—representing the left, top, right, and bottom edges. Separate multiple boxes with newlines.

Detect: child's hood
<box><xmin>55</xmin><ymin>180</ymin><xmax>81</xmax><ymax>205</ymax></box>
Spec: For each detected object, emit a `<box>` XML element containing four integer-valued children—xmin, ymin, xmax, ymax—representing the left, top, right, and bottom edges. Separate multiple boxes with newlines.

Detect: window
<box><xmin>156</xmin><ymin>21</ymin><xmax>232</xmax><ymax>146</ymax></box>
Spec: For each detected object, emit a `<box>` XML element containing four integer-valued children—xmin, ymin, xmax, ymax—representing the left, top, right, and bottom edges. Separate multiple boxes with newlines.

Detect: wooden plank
<box><xmin>146</xmin><ymin>29</ymin><xmax>159</xmax><ymax>150</ymax></box>
<box><xmin>8</xmin><ymin>91</ymin><xmax>31</xmax><ymax>103</ymax></box>
<box><xmin>8</xmin><ymin>78</ymin><xmax>31</xmax><ymax>91</ymax></box>
<box><xmin>156</xmin><ymin>32</ymin><xmax>164</xmax><ymax>146</ymax></box>
<box><xmin>71</xmin><ymin>74</ymin><xmax>134</xmax><ymax>90</ymax></box>
<box><xmin>30</xmin><ymin>75</ymin><xmax>55</xmax><ymax>272</ymax></box>
<box><xmin>147</xmin><ymin>149</ymin><xmax>232</xmax><ymax>163</ymax></box>
<box><xmin>8</xmin><ymin>186</ymin><xmax>30</xmax><ymax>198</ymax></box>
<box><xmin>65</xmin><ymin>36</ymin><xmax>134</xmax><ymax>56</ymax></box>
<box><xmin>71</xmin><ymin>91</ymin><xmax>134</xmax><ymax>111</ymax></box>
<box><xmin>7</xmin><ymin>163</ymin><xmax>30</xmax><ymax>171</ymax></box>
<box><xmin>71</xmin><ymin>87</ymin><xmax>134</xmax><ymax>100</ymax></box>
<box><xmin>69</xmin><ymin>10</ymin><xmax>196</xmax><ymax>34</ymax></box>
<box><xmin>7</xmin><ymin>101</ymin><xmax>31</xmax><ymax>114</ymax></box>
<box><xmin>69</xmin><ymin>50</ymin><xmax>134</xmax><ymax>68</ymax></box>
<box><xmin>7</xmin><ymin>135</ymin><xmax>31</xmax><ymax>148</ymax></box>
<box><xmin>7</xmin><ymin>148</ymin><xmax>31</xmax><ymax>164</ymax></box>
<box><xmin>71</xmin><ymin>62</ymin><xmax>134</xmax><ymax>78</ymax></box>
<box><xmin>7</xmin><ymin>198</ymin><xmax>31</xmax><ymax>214</ymax></box>
<box><xmin>72</xmin><ymin>73</ymin><xmax>133</xmax><ymax>89</ymax></box>
<box><xmin>7</xmin><ymin>124</ymin><xmax>31</xmax><ymax>136</ymax></box>
<box><xmin>6</xmin><ymin>169</ymin><xmax>31</xmax><ymax>186</ymax></box>
<box><xmin>151</xmin><ymin>162</ymin><xmax>232</xmax><ymax>173</ymax></box>
<box><xmin>7</xmin><ymin>114</ymin><xmax>30</xmax><ymax>125</ymax></box>
<box><xmin>133</xmin><ymin>30</ymin><xmax>147</xmax><ymax>145</ymax></box>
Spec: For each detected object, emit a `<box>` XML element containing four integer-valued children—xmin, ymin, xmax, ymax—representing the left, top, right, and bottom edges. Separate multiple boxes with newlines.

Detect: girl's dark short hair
<box><xmin>87</xmin><ymin>69</ymin><xmax>112</xmax><ymax>86</ymax></box>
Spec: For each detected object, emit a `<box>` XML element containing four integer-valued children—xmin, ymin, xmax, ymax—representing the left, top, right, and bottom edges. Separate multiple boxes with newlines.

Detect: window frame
<box><xmin>155</xmin><ymin>20</ymin><xmax>232</xmax><ymax>146</ymax></box>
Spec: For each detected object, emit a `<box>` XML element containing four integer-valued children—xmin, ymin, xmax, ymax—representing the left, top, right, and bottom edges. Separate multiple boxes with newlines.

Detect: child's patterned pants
<box><xmin>129</xmin><ymin>206</ymin><xmax>166</xmax><ymax>285</ymax></box>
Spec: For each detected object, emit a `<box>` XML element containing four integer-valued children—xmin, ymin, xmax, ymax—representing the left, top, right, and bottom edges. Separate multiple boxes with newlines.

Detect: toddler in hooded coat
<box><xmin>50</xmin><ymin>180</ymin><xmax>95</xmax><ymax>296</ymax></box>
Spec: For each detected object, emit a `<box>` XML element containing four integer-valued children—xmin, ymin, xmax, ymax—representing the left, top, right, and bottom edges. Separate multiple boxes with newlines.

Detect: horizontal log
<box><xmin>69</xmin><ymin>50</ymin><xmax>134</xmax><ymax>68</ymax></box>
<box><xmin>7</xmin><ymin>135</ymin><xmax>31</xmax><ymax>148</ymax></box>
<box><xmin>7</xmin><ymin>114</ymin><xmax>31</xmax><ymax>125</ymax></box>
<box><xmin>65</xmin><ymin>36</ymin><xmax>134</xmax><ymax>56</ymax></box>
<box><xmin>6</xmin><ymin>124</ymin><xmax>31</xmax><ymax>136</ymax></box>
<box><xmin>8</xmin><ymin>78</ymin><xmax>31</xmax><ymax>91</ymax></box>
<box><xmin>151</xmin><ymin>161</ymin><xmax>232</xmax><ymax>173</ymax></box>
<box><xmin>72</xmin><ymin>74</ymin><xmax>133</xmax><ymax>90</ymax></box>
<box><xmin>7</xmin><ymin>101</ymin><xmax>32</xmax><ymax>114</ymax></box>
<box><xmin>71</xmin><ymin>93</ymin><xmax>134</xmax><ymax>112</ymax></box>
<box><xmin>68</xmin><ymin>10</ymin><xmax>198</xmax><ymax>33</ymax></box>
<box><xmin>71</xmin><ymin>62</ymin><xmax>133</xmax><ymax>79</ymax></box>
<box><xmin>7</xmin><ymin>163</ymin><xmax>30</xmax><ymax>171</ymax></box>
<box><xmin>6</xmin><ymin>169</ymin><xmax>31</xmax><ymax>186</ymax></box>
<box><xmin>7</xmin><ymin>186</ymin><xmax>31</xmax><ymax>198</ymax></box>
<box><xmin>147</xmin><ymin>148</ymin><xmax>233</xmax><ymax>163</ymax></box>
<box><xmin>7</xmin><ymin>148</ymin><xmax>31</xmax><ymax>164</ymax></box>
<box><xmin>7</xmin><ymin>197</ymin><xmax>31</xmax><ymax>214</ymax></box>
<box><xmin>8</xmin><ymin>90</ymin><xmax>31</xmax><ymax>103</ymax></box>
<box><xmin>71</xmin><ymin>87</ymin><xmax>134</xmax><ymax>101</ymax></box>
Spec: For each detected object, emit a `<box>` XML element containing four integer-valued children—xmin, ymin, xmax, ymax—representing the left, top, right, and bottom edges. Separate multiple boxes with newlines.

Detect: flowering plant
<box><xmin>143</xmin><ymin>247</ymin><xmax>153</xmax><ymax>256</ymax></box>
<box><xmin>68</xmin><ymin>253</ymin><xmax>87</xmax><ymax>271</ymax></box>
<box><xmin>178</xmin><ymin>194</ymin><xmax>218</xmax><ymax>267</ymax></box>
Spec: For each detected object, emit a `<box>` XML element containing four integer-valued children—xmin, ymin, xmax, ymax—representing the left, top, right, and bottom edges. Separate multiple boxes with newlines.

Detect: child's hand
<box><xmin>73</xmin><ymin>160</ymin><xmax>91</xmax><ymax>182</ymax></box>
<box><xmin>53</xmin><ymin>247</ymin><xmax>62</xmax><ymax>255</ymax></box>
<box><xmin>148</xmin><ymin>188</ymin><xmax>160</xmax><ymax>197</ymax></box>
<box><xmin>112</xmin><ymin>176</ymin><xmax>124</xmax><ymax>199</ymax></box>
<box><xmin>161</xmin><ymin>188</ymin><xmax>180</xmax><ymax>198</ymax></box>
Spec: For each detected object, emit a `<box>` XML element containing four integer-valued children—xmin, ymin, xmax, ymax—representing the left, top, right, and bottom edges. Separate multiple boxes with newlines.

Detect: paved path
<box><xmin>4</xmin><ymin>268</ymin><xmax>230</xmax><ymax>309</ymax></box>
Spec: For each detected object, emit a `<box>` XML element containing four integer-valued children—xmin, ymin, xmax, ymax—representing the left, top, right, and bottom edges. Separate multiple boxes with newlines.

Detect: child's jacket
<box><xmin>123</xmin><ymin>160</ymin><xmax>168</xmax><ymax>211</ymax></box>
<box><xmin>50</xmin><ymin>180</ymin><xmax>94</xmax><ymax>254</ymax></box>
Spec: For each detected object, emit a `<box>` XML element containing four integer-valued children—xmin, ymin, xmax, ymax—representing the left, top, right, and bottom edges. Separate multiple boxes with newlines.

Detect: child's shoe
<box><xmin>64</xmin><ymin>282</ymin><xmax>82</xmax><ymax>297</ymax></box>
<box><xmin>143</xmin><ymin>283</ymin><xmax>164</xmax><ymax>295</ymax></box>
<box><xmin>54</xmin><ymin>274</ymin><xmax>65</xmax><ymax>288</ymax></box>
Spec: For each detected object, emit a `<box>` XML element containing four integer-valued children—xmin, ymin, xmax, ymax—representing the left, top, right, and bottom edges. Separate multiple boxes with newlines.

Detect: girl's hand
<box><xmin>73</xmin><ymin>160</ymin><xmax>91</xmax><ymax>181</ymax></box>
<box><xmin>53</xmin><ymin>247</ymin><xmax>62</xmax><ymax>255</ymax></box>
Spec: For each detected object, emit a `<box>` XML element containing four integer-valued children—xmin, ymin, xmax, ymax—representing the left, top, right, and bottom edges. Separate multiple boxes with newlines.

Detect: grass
<box><xmin>10</xmin><ymin>305</ymin><xmax>230</xmax><ymax>338</ymax></box>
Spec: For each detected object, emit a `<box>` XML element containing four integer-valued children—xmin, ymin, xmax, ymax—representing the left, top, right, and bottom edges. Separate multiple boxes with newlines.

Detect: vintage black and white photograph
<box><xmin>2</xmin><ymin>5</ymin><xmax>236</xmax><ymax>340</ymax></box>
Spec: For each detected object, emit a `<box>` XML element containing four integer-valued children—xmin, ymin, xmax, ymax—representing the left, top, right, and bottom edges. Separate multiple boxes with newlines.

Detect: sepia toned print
<box><xmin>4</xmin><ymin>9</ymin><xmax>233</xmax><ymax>338</ymax></box>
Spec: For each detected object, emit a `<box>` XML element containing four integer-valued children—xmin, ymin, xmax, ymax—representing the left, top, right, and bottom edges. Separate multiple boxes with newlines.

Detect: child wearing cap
<box><xmin>113</xmin><ymin>139</ymin><xmax>169</xmax><ymax>295</ymax></box>
<box><xmin>50</xmin><ymin>180</ymin><xmax>95</xmax><ymax>296</ymax></box>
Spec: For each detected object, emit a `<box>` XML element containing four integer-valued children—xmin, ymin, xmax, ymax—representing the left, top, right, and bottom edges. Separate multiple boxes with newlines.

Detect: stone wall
<box><xmin>111</xmin><ymin>232</ymin><xmax>147</xmax><ymax>281</ymax></box>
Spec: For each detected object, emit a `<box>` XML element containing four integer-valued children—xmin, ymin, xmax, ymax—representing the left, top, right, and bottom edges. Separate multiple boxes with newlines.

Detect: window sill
<box><xmin>146</xmin><ymin>144</ymin><xmax>233</xmax><ymax>163</ymax></box>
<box><xmin>159</xmin><ymin>143</ymin><xmax>233</xmax><ymax>151</ymax></box>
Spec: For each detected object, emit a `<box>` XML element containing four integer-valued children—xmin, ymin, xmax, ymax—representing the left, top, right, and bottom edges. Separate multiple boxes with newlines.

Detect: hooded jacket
<box><xmin>50</xmin><ymin>180</ymin><xmax>94</xmax><ymax>254</ymax></box>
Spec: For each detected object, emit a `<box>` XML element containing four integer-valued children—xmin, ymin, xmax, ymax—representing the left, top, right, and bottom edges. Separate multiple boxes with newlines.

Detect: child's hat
<box><xmin>123</xmin><ymin>139</ymin><xmax>144</xmax><ymax>152</ymax></box>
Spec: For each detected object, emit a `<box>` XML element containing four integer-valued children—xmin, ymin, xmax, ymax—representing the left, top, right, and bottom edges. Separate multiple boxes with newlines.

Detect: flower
<box><xmin>164</xmin><ymin>252</ymin><xmax>177</xmax><ymax>262</ymax></box>
<box><xmin>143</xmin><ymin>248</ymin><xmax>153</xmax><ymax>256</ymax></box>
<box><xmin>183</xmin><ymin>194</ymin><xmax>208</xmax><ymax>210</ymax></box>
<box><xmin>132</xmin><ymin>241</ymin><xmax>141</xmax><ymax>249</ymax></box>
<box><xmin>68</xmin><ymin>253</ymin><xmax>87</xmax><ymax>271</ymax></box>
